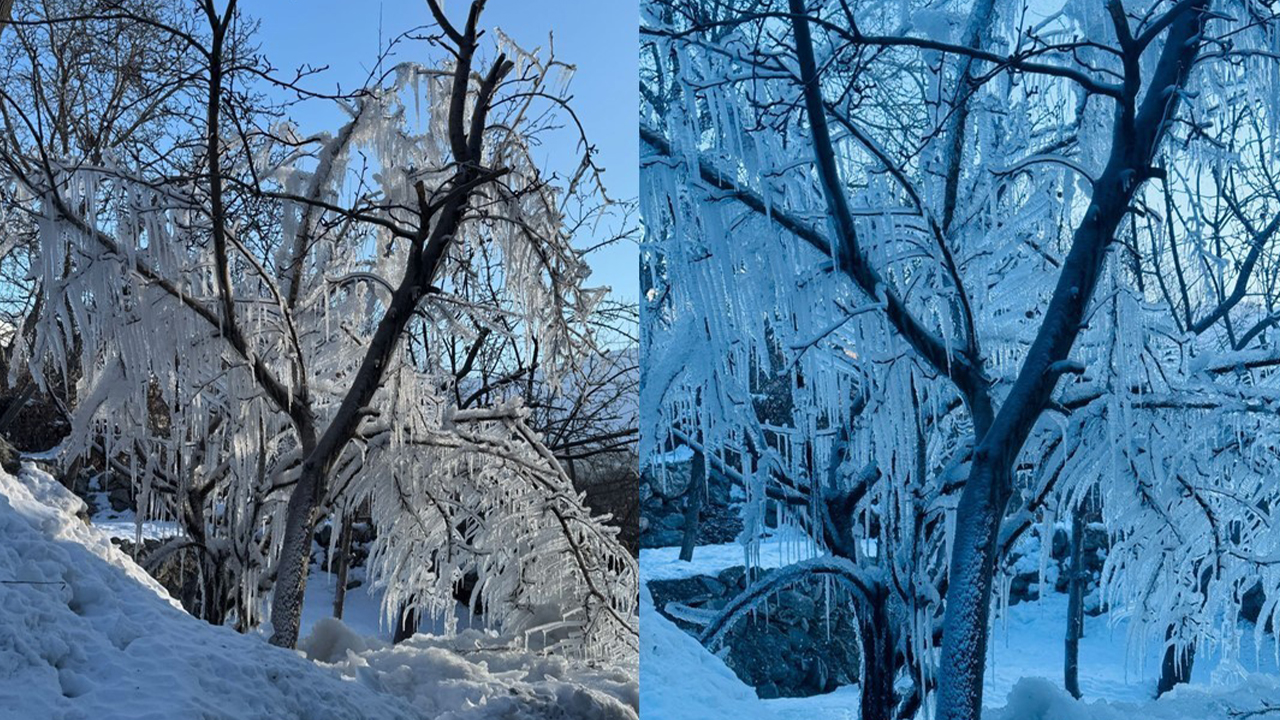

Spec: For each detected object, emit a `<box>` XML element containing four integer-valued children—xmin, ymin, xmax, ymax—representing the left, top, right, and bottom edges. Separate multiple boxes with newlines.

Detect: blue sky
<box><xmin>244</xmin><ymin>1</ymin><xmax>638</xmax><ymax>300</ymax></box>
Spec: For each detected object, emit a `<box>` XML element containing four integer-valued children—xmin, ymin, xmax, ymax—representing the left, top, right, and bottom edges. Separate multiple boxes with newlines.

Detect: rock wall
<box><xmin>640</xmin><ymin>450</ymin><xmax>741</xmax><ymax>549</ymax></box>
<box><xmin>1004</xmin><ymin>522</ymin><xmax>1109</xmax><ymax>613</ymax></box>
<box><xmin>649</xmin><ymin>566</ymin><xmax>860</xmax><ymax>698</ymax></box>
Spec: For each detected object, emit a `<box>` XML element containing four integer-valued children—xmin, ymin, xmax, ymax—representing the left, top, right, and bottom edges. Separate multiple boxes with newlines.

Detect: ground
<box><xmin>0</xmin><ymin>464</ymin><xmax>637</xmax><ymax>720</ymax></box>
<box><xmin>641</xmin><ymin>534</ymin><xmax>1280</xmax><ymax>719</ymax></box>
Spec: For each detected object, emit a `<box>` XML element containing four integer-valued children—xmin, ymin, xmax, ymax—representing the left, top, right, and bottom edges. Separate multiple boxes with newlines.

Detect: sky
<box><xmin>244</xmin><ymin>0</ymin><xmax>638</xmax><ymax>301</ymax></box>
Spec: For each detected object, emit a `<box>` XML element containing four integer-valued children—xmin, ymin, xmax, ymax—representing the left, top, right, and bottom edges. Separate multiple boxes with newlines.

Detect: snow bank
<box><xmin>640</xmin><ymin>584</ymin><xmax>772</xmax><ymax>719</ymax></box>
<box><xmin>0</xmin><ymin>464</ymin><xmax>418</xmax><ymax>720</ymax></box>
<box><xmin>0</xmin><ymin>464</ymin><xmax>639</xmax><ymax>720</ymax></box>
<box><xmin>308</xmin><ymin>622</ymin><xmax>638</xmax><ymax>720</ymax></box>
<box><xmin>988</xmin><ymin>675</ymin><xmax>1280</xmax><ymax>719</ymax></box>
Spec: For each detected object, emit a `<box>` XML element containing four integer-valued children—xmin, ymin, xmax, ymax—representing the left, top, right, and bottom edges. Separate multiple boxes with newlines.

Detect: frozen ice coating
<box><xmin>641</xmin><ymin>0</ymin><xmax>1280</xmax><ymax>717</ymax></box>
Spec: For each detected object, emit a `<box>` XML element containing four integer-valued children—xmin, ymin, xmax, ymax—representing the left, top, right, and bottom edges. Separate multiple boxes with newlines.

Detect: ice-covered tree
<box><xmin>1</xmin><ymin>0</ymin><xmax>637</xmax><ymax>657</ymax></box>
<box><xmin>642</xmin><ymin>0</ymin><xmax>1280</xmax><ymax>716</ymax></box>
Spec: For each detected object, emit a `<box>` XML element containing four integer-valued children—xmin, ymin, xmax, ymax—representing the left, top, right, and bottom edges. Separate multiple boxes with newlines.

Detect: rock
<box><xmin>1083</xmin><ymin>524</ymin><xmax>1108</xmax><ymax>552</ymax></box>
<box><xmin>0</xmin><ymin>435</ymin><xmax>19</xmax><ymax>475</ymax></box>
<box><xmin>1052</xmin><ymin>526</ymin><xmax>1069</xmax><ymax>560</ymax></box>
<box><xmin>108</xmin><ymin>486</ymin><xmax>133</xmax><ymax>513</ymax></box>
<box><xmin>646</xmin><ymin>530</ymin><xmax>681</xmax><ymax>548</ymax></box>
<box><xmin>775</xmin><ymin>590</ymin><xmax>818</xmax><ymax>624</ymax></box>
<box><xmin>650</xmin><ymin>567</ymin><xmax>861</xmax><ymax>698</ymax></box>
<box><xmin>699</xmin><ymin>576</ymin><xmax>727</xmax><ymax>596</ymax></box>
<box><xmin>1009</xmin><ymin>571</ymin><xmax>1042</xmax><ymax>605</ymax></box>
<box><xmin>718</xmin><ymin>566</ymin><xmax>746</xmax><ymax>590</ymax></box>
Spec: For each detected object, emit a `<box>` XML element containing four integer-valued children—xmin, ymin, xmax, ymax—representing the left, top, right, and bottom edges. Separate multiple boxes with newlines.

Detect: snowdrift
<box><xmin>0</xmin><ymin>465</ymin><xmax>638</xmax><ymax>720</ymax></box>
<box><xmin>988</xmin><ymin>676</ymin><xmax>1280</xmax><ymax>720</ymax></box>
<box><xmin>0</xmin><ymin>464</ymin><xmax>417</xmax><ymax>720</ymax></box>
<box><xmin>640</xmin><ymin>585</ymin><xmax>768</xmax><ymax>719</ymax></box>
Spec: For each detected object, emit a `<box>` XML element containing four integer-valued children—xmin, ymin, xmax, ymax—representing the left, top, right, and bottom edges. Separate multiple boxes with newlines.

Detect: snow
<box><xmin>310</xmin><ymin>625</ymin><xmax>638</xmax><ymax>720</ymax></box>
<box><xmin>0</xmin><ymin>464</ymin><xmax>637</xmax><ymax>720</ymax></box>
<box><xmin>640</xmin><ymin>528</ymin><xmax>819</xmax><ymax>583</ymax></box>
<box><xmin>641</xmin><ymin>539</ymin><xmax>1280</xmax><ymax>719</ymax></box>
<box><xmin>0</xmin><ymin>463</ymin><xmax>417</xmax><ymax>720</ymax></box>
<box><xmin>988</xmin><ymin>676</ymin><xmax>1280</xmax><ymax>720</ymax></box>
<box><xmin>298</xmin><ymin>566</ymin><xmax>481</xmax><ymax>643</ymax></box>
<box><xmin>987</xmin><ymin>591</ymin><xmax>1279</xmax><ymax>704</ymax></box>
<box><xmin>300</xmin><ymin>567</ymin><xmax>392</xmax><ymax>642</ymax></box>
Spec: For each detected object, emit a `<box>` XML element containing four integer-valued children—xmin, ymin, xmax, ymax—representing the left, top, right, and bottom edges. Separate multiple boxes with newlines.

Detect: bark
<box><xmin>860</xmin><ymin>591</ymin><xmax>897</xmax><ymax>720</ymax></box>
<box><xmin>332</xmin><ymin>515</ymin><xmax>353</xmax><ymax>620</ymax></box>
<box><xmin>267</xmin><ymin>3</ymin><xmax>509</xmax><ymax>647</ymax></box>
<box><xmin>268</xmin><ymin>460</ymin><xmax>322</xmax><ymax>647</ymax></box>
<box><xmin>1156</xmin><ymin>625</ymin><xmax>1195</xmax><ymax>697</ymax></box>
<box><xmin>0</xmin><ymin>0</ymin><xmax>13</xmax><ymax>40</ymax></box>
<box><xmin>678</xmin><ymin>448</ymin><xmax>706</xmax><ymax>562</ymax></box>
<box><xmin>936</xmin><ymin>4</ymin><xmax>1209</xmax><ymax>716</ymax></box>
<box><xmin>1065</xmin><ymin>506</ymin><xmax>1086</xmax><ymax>699</ymax></box>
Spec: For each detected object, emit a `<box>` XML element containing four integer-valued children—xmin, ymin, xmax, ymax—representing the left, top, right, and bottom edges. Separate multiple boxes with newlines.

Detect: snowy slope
<box><xmin>0</xmin><ymin>465</ymin><xmax>639</xmax><ymax>720</ymax></box>
<box><xmin>0</xmin><ymin>464</ymin><xmax>418</xmax><ymax>720</ymax></box>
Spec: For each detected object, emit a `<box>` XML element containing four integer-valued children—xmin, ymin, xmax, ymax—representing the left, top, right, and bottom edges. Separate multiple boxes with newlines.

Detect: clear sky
<box><xmin>243</xmin><ymin>1</ymin><xmax>638</xmax><ymax>301</ymax></box>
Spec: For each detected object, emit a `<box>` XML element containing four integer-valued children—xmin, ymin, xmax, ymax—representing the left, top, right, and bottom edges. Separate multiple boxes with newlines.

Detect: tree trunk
<box><xmin>937</xmin><ymin>455</ymin><xmax>1011</xmax><ymax>718</ymax></box>
<box><xmin>1065</xmin><ymin>506</ymin><xmax>1086</xmax><ymax>699</ymax></box>
<box><xmin>1156</xmin><ymin>625</ymin><xmax>1194</xmax><ymax>696</ymax></box>
<box><xmin>0</xmin><ymin>0</ymin><xmax>13</xmax><ymax>41</ymax></box>
<box><xmin>679</xmin><ymin>448</ymin><xmax>705</xmax><ymax>562</ymax></box>
<box><xmin>394</xmin><ymin>606</ymin><xmax>420</xmax><ymax>643</ymax></box>
<box><xmin>860</xmin><ymin>593</ymin><xmax>897</xmax><ymax>720</ymax></box>
<box><xmin>332</xmin><ymin>514</ymin><xmax>353</xmax><ymax>620</ymax></box>
<box><xmin>935</xmin><ymin>6</ymin><xmax>1208</xmax><ymax>714</ymax></box>
<box><xmin>267</xmin><ymin>462</ymin><xmax>322</xmax><ymax>648</ymax></box>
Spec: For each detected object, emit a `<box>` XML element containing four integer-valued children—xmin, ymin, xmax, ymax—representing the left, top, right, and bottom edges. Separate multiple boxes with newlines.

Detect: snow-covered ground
<box><xmin>0</xmin><ymin>464</ymin><xmax>637</xmax><ymax>719</ymax></box>
<box><xmin>641</xmin><ymin>537</ymin><xmax>1280</xmax><ymax>719</ymax></box>
<box><xmin>84</xmin><ymin>488</ymin><xmax>181</xmax><ymax>543</ymax></box>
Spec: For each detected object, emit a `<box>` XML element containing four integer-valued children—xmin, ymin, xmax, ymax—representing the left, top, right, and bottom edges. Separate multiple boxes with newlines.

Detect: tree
<box><xmin>642</xmin><ymin>0</ymin><xmax>1280</xmax><ymax>716</ymax></box>
<box><xmin>2</xmin><ymin>0</ymin><xmax>637</xmax><ymax>656</ymax></box>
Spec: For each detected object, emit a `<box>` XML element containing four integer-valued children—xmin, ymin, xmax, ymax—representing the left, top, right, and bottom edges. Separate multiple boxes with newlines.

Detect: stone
<box><xmin>1052</xmin><ymin>526</ymin><xmax>1069</xmax><ymax>559</ymax></box>
<box><xmin>718</xmin><ymin>566</ymin><xmax>746</xmax><ymax>590</ymax></box>
<box><xmin>698</xmin><ymin>576</ymin><xmax>727</xmax><ymax>596</ymax></box>
<box><xmin>650</xmin><ymin>567</ymin><xmax>861</xmax><ymax>698</ymax></box>
<box><xmin>778</xmin><ymin>590</ymin><xmax>816</xmax><ymax>618</ymax></box>
<box><xmin>1083</xmin><ymin>523</ymin><xmax>1109</xmax><ymax>551</ymax></box>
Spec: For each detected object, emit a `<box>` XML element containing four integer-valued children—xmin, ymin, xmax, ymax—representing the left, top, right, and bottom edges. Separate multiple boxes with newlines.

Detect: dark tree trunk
<box><xmin>394</xmin><ymin>607</ymin><xmax>420</xmax><ymax>643</ymax></box>
<box><xmin>860</xmin><ymin>593</ymin><xmax>897</xmax><ymax>720</ymax></box>
<box><xmin>1065</xmin><ymin>506</ymin><xmax>1086</xmax><ymax>699</ymax></box>
<box><xmin>332</xmin><ymin>515</ymin><xmax>353</xmax><ymax>620</ymax></box>
<box><xmin>679</xmin><ymin>448</ymin><xmax>706</xmax><ymax>562</ymax></box>
<box><xmin>1156</xmin><ymin>625</ymin><xmax>1195</xmax><ymax>696</ymax></box>
<box><xmin>932</xmin><ymin>3</ymin><xmax>1209</xmax><ymax>712</ymax></box>
<box><xmin>268</xmin><ymin>463</ymin><xmax>322</xmax><ymax>648</ymax></box>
